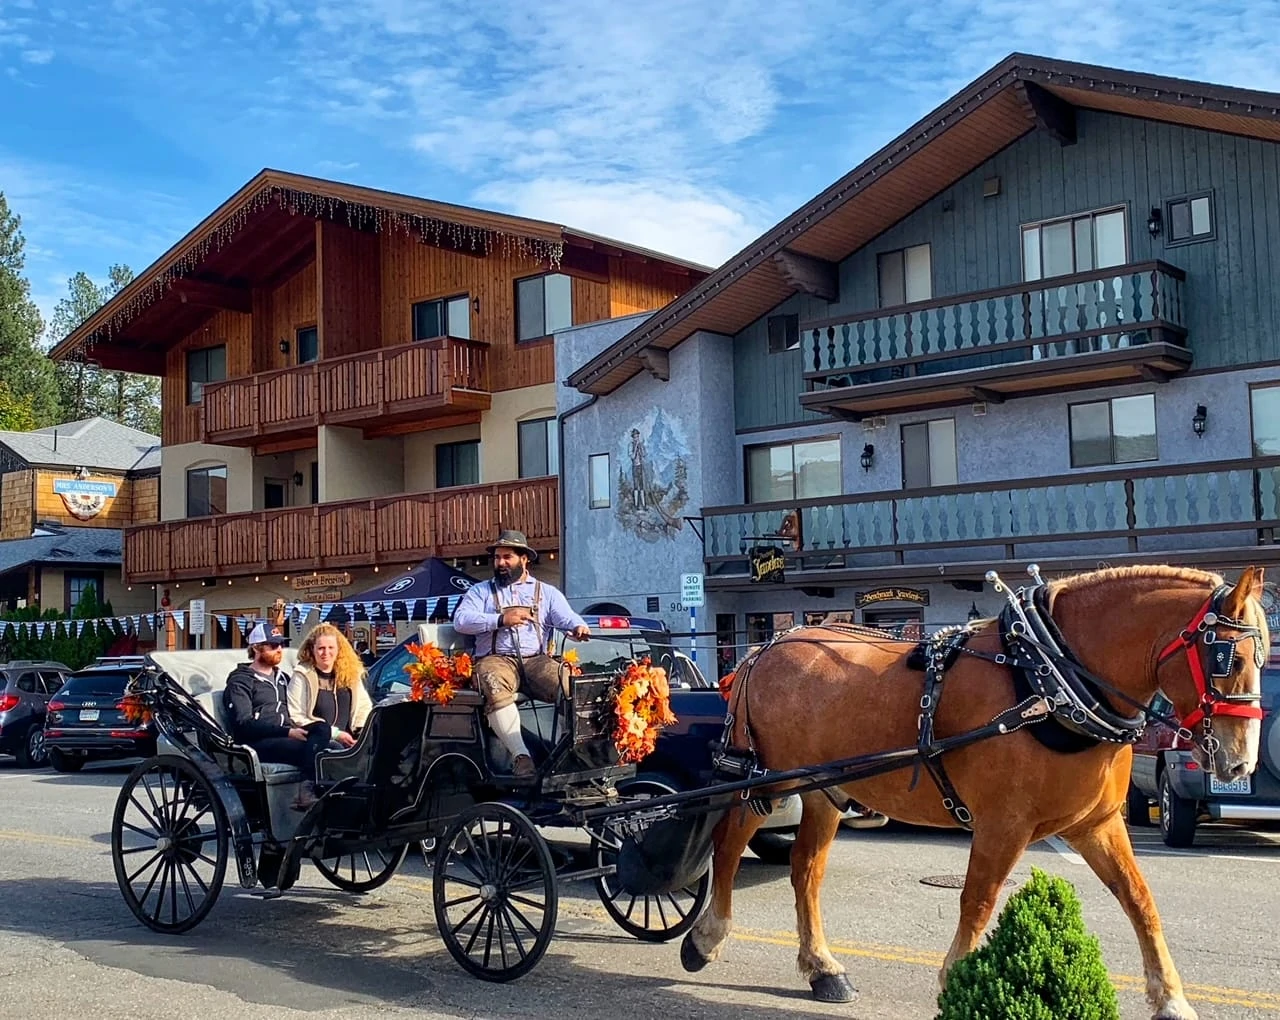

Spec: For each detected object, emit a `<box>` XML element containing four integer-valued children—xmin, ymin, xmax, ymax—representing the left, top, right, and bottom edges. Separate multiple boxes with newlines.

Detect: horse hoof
<box><xmin>680</xmin><ymin>933</ymin><xmax>710</xmax><ymax>972</ymax></box>
<box><xmin>1153</xmin><ymin>997</ymin><xmax>1198</xmax><ymax>1020</ymax></box>
<box><xmin>810</xmin><ymin>973</ymin><xmax>858</xmax><ymax>1003</ymax></box>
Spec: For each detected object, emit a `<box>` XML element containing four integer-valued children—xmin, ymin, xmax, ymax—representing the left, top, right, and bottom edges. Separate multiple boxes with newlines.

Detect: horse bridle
<box><xmin>1155</xmin><ymin>583</ymin><xmax>1266</xmax><ymax>757</ymax></box>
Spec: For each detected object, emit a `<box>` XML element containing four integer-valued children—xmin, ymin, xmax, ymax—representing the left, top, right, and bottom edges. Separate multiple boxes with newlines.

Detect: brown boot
<box><xmin>512</xmin><ymin>754</ymin><xmax>535</xmax><ymax>779</ymax></box>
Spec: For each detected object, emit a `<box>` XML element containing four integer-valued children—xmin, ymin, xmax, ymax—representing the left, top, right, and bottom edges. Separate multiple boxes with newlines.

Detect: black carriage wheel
<box><xmin>433</xmin><ymin>802</ymin><xmax>558</xmax><ymax>982</ymax></box>
<box><xmin>313</xmin><ymin>844</ymin><xmax>409</xmax><ymax>893</ymax></box>
<box><xmin>111</xmin><ymin>754</ymin><xmax>228</xmax><ymax>934</ymax></box>
<box><xmin>593</xmin><ymin>777</ymin><xmax>711</xmax><ymax>942</ymax></box>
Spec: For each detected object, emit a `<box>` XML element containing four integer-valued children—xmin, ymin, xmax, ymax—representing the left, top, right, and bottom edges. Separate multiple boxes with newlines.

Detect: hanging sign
<box><xmin>854</xmin><ymin>587</ymin><xmax>931</xmax><ymax>609</ymax></box>
<box><xmin>748</xmin><ymin>547</ymin><xmax>787</xmax><ymax>584</ymax></box>
<box><xmin>53</xmin><ymin>478</ymin><xmax>117</xmax><ymax>520</ymax></box>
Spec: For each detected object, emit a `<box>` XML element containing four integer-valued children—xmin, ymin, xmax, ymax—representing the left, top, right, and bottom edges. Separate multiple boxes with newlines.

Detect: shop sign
<box><xmin>53</xmin><ymin>478</ymin><xmax>117</xmax><ymax>520</ymax></box>
<box><xmin>854</xmin><ymin>586</ymin><xmax>930</xmax><ymax>609</ymax></box>
<box><xmin>291</xmin><ymin>573</ymin><xmax>351</xmax><ymax>591</ymax></box>
<box><xmin>749</xmin><ymin>546</ymin><xmax>787</xmax><ymax>584</ymax></box>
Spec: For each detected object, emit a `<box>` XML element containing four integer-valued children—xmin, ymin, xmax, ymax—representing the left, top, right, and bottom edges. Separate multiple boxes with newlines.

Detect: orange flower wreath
<box><xmin>402</xmin><ymin>642</ymin><xmax>474</xmax><ymax>706</ymax></box>
<box><xmin>119</xmin><ymin>692</ymin><xmax>154</xmax><ymax>727</ymax></box>
<box><xmin>611</xmin><ymin>657</ymin><xmax>677</xmax><ymax>764</ymax></box>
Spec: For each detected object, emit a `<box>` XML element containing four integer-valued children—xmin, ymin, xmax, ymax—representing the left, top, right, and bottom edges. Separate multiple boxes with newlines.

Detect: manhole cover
<box><xmin>920</xmin><ymin>875</ymin><xmax>1014</xmax><ymax>889</ymax></box>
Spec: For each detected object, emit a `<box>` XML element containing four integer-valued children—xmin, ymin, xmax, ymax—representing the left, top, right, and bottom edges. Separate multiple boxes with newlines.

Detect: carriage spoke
<box><xmin>128</xmin><ymin>793</ymin><xmax>162</xmax><ymax>835</ymax></box>
<box><xmin>462</xmin><ymin>904</ymin><xmax>492</xmax><ymax>957</ymax></box>
<box><xmin>120</xmin><ymin>819</ymin><xmax>160</xmax><ymax>841</ymax></box>
<box><xmin>443</xmin><ymin>892</ymin><xmax>482</xmax><ymax>909</ymax></box>
<box><xmin>497</xmin><ymin>903</ymin><xmax>528</xmax><ymax>961</ymax></box>
<box><xmin>178</xmin><ymin>855</ymin><xmax>210</xmax><ymax>897</ymax></box>
<box><xmin>127</xmin><ymin>850</ymin><xmax>164</xmax><ymax>885</ymax></box>
<box><xmin>503</xmin><ymin>898</ymin><xmax>544</xmax><ymax>938</ymax></box>
<box><xmin>119</xmin><ymin>844</ymin><xmax>159</xmax><ymax>856</ymax></box>
<box><xmin>168</xmin><ymin>858</ymin><xmax>180</xmax><ymax>927</ymax></box>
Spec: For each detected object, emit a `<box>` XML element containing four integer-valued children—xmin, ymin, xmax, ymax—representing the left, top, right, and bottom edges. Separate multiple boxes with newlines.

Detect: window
<box><xmin>515</xmin><ymin>274</ymin><xmax>572</xmax><ymax>341</ymax></box>
<box><xmin>413</xmin><ymin>294</ymin><xmax>471</xmax><ymax>340</ymax></box>
<box><xmin>186</xmin><ymin>345</ymin><xmax>226</xmax><ymax>404</ymax></box>
<box><xmin>877</xmin><ymin>244</ymin><xmax>932</xmax><ymax>307</ymax></box>
<box><xmin>1068</xmin><ymin>394</ymin><xmax>1157</xmax><ymax>467</ymax></box>
<box><xmin>589</xmin><ymin>453</ymin><xmax>610</xmax><ymax>508</ymax></box>
<box><xmin>39</xmin><ymin>671</ymin><xmax>65</xmax><ymax>696</ymax></box>
<box><xmin>1250</xmin><ymin>385</ymin><xmax>1280</xmax><ymax>457</ymax></box>
<box><xmin>296</xmin><ymin>325</ymin><xmax>318</xmax><ymax>364</ymax></box>
<box><xmin>767</xmin><ymin>313</ymin><xmax>800</xmax><ymax>353</ymax></box>
<box><xmin>518</xmin><ymin>417</ymin><xmax>559</xmax><ymax>477</ymax></box>
<box><xmin>745</xmin><ymin>438</ymin><xmax>841</xmax><ymax>503</ymax></box>
<box><xmin>16</xmin><ymin>672</ymin><xmax>37</xmax><ymax>693</ymax></box>
<box><xmin>263</xmin><ymin>478</ymin><xmax>289</xmax><ymax>509</ymax></box>
<box><xmin>436</xmin><ymin>440</ymin><xmax>480</xmax><ymax>488</ymax></box>
<box><xmin>901</xmin><ymin>419</ymin><xmax>958</xmax><ymax>488</ymax></box>
<box><xmin>1022</xmin><ymin>207</ymin><xmax>1127</xmax><ymax>281</ymax></box>
<box><xmin>746</xmin><ymin>612</ymin><xmax>794</xmax><ymax>646</ymax></box>
<box><xmin>64</xmin><ymin>572</ymin><xmax>104</xmax><ymax>614</ymax></box>
<box><xmin>186</xmin><ymin>465</ymin><xmax>227</xmax><ymax>517</ymax></box>
<box><xmin>1166</xmin><ymin>193</ymin><xmax>1214</xmax><ymax>245</ymax></box>
<box><xmin>310</xmin><ymin>460</ymin><xmax>319</xmax><ymax>504</ymax></box>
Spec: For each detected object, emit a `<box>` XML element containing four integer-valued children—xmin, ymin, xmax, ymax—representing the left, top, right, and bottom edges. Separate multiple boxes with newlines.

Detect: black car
<box><xmin>43</xmin><ymin>657</ymin><xmax>156</xmax><ymax>772</ymax></box>
<box><xmin>0</xmin><ymin>659</ymin><xmax>73</xmax><ymax>768</ymax></box>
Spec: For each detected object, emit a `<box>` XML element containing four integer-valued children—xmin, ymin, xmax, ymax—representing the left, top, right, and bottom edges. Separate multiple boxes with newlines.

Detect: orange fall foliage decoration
<box><xmin>612</xmin><ymin>657</ymin><xmax>676</xmax><ymax>764</ymax></box>
<box><xmin>119</xmin><ymin>692</ymin><xmax>154</xmax><ymax>727</ymax></box>
<box><xmin>402</xmin><ymin>642</ymin><xmax>474</xmax><ymax>705</ymax></box>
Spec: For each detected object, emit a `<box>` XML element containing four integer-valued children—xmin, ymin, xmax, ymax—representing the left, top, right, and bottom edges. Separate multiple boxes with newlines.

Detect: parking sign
<box><xmin>679</xmin><ymin>573</ymin><xmax>705</xmax><ymax>607</ymax></box>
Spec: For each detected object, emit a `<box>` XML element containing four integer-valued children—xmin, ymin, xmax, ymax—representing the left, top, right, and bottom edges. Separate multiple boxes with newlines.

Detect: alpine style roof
<box><xmin>567</xmin><ymin>52</ymin><xmax>1280</xmax><ymax>396</ymax></box>
<box><xmin>0</xmin><ymin>417</ymin><xmax>160</xmax><ymax>473</ymax></box>
<box><xmin>48</xmin><ymin>168</ymin><xmax>713</xmax><ymax>373</ymax></box>
<box><xmin>0</xmin><ymin>526</ymin><xmax>123</xmax><ymax>575</ymax></box>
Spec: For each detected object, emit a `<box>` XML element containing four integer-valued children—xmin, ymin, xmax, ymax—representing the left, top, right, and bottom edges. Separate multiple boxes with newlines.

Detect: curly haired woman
<box><xmin>287</xmin><ymin>623</ymin><xmax>373</xmax><ymax>749</ymax></box>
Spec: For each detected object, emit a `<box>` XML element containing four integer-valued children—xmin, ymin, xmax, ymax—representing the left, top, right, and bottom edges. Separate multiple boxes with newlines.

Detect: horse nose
<box><xmin>1226</xmin><ymin>760</ymin><xmax>1253</xmax><ymax>779</ymax></box>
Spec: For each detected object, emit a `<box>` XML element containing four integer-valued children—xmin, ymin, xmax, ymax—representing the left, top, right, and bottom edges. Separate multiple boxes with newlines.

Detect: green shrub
<box><xmin>0</xmin><ymin>584</ymin><xmax>118</xmax><ymax>670</ymax></box>
<box><xmin>935</xmin><ymin>867</ymin><xmax>1119</xmax><ymax>1020</ymax></box>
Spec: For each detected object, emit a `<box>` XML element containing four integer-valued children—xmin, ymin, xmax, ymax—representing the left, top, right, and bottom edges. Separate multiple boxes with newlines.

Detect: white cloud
<box><xmin>20</xmin><ymin>47</ymin><xmax>52</xmax><ymax>63</ymax></box>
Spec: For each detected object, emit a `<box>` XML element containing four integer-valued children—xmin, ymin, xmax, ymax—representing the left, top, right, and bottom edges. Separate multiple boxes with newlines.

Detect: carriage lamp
<box><xmin>1147</xmin><ymin>207</ymin><xmax>1163</xmax><ymax>237</ymax></box>
<box><xmin>1192</xmin><ymin>404</ymin><xmax>1208</xmax><ymax>437</ymax></box>
<box><xmin>860</xmin><ymin>443</ymin><xmax>875</xmax><ymax>471</ymax></box>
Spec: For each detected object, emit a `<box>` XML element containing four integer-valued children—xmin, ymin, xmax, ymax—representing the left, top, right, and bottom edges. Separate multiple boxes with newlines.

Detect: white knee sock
<box><xmin>487</xmin><ymin>703</ymin><xmax>531</xmax><ymax>760</ymax></box>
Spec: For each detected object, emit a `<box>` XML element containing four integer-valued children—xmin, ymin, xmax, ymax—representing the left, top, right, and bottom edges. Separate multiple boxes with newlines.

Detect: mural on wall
<box><xmin>615</xmin><ymin>408</ymin><xmax>691</xmax><ymax>541</ymax></box>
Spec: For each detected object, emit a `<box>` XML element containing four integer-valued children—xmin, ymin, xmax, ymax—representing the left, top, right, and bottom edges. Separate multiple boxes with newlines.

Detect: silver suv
<box><xmin>0</xmin><ymin>660</ymin><xmax>73</xmax><ymax>768</ymax></box>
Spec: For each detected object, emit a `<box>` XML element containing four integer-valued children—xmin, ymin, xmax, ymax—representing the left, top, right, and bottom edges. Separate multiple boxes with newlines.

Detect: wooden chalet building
<box><xmin>50</xmin><ymin>170</ymin><xmax>707</xmax><ymax>643</ymax></box>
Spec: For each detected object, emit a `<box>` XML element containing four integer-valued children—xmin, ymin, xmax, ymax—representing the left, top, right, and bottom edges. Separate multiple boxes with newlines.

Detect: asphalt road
<box><xmin>2</xmin><ymin>758</ymin><xmax>1279</xmax><ymax>1020</ymax></box>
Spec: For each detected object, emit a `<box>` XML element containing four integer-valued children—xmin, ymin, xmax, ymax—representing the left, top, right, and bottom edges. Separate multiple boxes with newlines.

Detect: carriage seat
<box><xmin>194</xmin><ymin>689</ymin><xmax>304</xmax><ymax>784</ymax></box>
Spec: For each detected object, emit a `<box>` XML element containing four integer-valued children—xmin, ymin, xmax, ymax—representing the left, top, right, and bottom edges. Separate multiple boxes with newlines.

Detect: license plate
<box><xmin>79</xmin><ymin>709</ymin><xmax>99</xmax><ymax>723</ymax></box>
<box><xmin>1209</xmin><ymin>775</ymin><xmax>1252</xmax><ymax>795</ymax></box>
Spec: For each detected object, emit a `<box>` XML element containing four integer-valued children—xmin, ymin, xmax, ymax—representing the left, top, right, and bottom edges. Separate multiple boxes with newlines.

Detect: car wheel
<box><xmin>15</xmin><ymin>725</ymin><xmax>48</xmax><ymax>769</ymax></box>
<box><xmin>747</xmin><ymin>830</ymin><xmax>796</xmax><ymax>866</ymax></box>
<box><xmin>1158</xmin><ymin>770</ymin><xmax>1196</xmax><ymax>848</ymax></box>
<box><xmin>48</xmin><ymin>749</ymin><xmax>84</xmax><ymax>773</ymax></box>
<box><xmin>1126</xmin><ymin>782</ymin><xmax>1154</xmax><ymax>827</ymax></box>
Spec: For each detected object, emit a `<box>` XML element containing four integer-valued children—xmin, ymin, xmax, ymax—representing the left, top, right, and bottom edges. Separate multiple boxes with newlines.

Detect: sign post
<box><xmin>679</xmin><ymin>573</ymin><xmax>705</xmax><ymax>664</ymax></box>
<box><xmin>189</xmin><ymin>599</ymin><xmax>206</xmax><ymax>650</ymax></box>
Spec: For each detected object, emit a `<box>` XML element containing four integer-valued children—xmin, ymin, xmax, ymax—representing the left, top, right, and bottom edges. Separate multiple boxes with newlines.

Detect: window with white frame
<box><xmin>901</xmin><ymin>418</ymin><xmax>957</xmax><ymax>488</ymax></box>
<box><xmin>515</xmin><ymin>274</ymin><xmax>573</xmax><ymax>341</ymax></box>
<box><xmin>745</xmin><ymin>438</ymin><xmax>841</xmax><ymax>503</ymax></box>
<box><xmin>1068</xmin><ymin>394</ymin><xmax>1157</xmax><ymax>468</ymax></box>
<box><xmin>877</xmin><ymin>244</ymin><xmax>932</xmax><ymax>307</ymax></box>
<box><xmin>1022</xmin><ymin>207</ymin><xmax>1127</xmax><ymax>282</ymax></box>
<box><xmin>588</xmin><ymin>453</ymin><xmax>610</xmax><ymax>508</ymax></box>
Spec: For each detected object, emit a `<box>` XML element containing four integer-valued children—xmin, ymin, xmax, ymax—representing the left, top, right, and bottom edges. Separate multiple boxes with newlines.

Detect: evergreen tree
<box><xmin>935</xmin><ymin>868</ymin><xmax>1119</xmax><ymax>1020</ymax></box>
<box><xmin>0</xmin><ymin>582</ymin><xmax>118</xmax><ymax>670</ymax></box>
<box><xmin>46</xmin><ymin>263</ymin><xmax>161</xmax><ymax>434</ymax></box>
<box><xmin>0</xmin><ymin>193</ymin><xmax>62</xmax><ymax>426</ymax></box>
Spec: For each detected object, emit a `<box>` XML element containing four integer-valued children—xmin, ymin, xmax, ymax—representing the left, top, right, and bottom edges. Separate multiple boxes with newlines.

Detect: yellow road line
<box><xmin>0</xmin><ymin>829</ymin><xmax>96</xmax><ymax>849</ymax></box>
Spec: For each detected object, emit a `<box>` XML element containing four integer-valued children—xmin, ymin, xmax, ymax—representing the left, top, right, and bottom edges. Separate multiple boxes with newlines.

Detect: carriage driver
<box><xmin>453</xmin><ymin>530</ymin><xmax>591</xmax><ymax>779</ymax></box>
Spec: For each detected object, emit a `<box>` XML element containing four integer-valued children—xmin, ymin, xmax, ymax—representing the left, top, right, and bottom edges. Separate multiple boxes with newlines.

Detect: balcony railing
<box><xmin>799</xmin><ymin>261</ymin><xmax>1187</xmax><ymax>408</ymax></box>
<box><xmin>702</xmin><ymin>458</ymin><xmax>1280</xmax><ymax>577</ymax></box>
<box><xmin>202</xmin><ymin>336</ymin><xmax>490</xmax><ymax>445</ymax></box>
<box><xmin>123</xmin><ymin>476</ymin><xmax>557</xmax><ymax>583</ymax></box>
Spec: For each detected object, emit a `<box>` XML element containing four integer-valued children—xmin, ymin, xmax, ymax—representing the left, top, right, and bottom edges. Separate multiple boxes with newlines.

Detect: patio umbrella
<box><xmin>319</xmin><ymin>558</ymin><xmax>482</xmax><ymax>624</ymax></box>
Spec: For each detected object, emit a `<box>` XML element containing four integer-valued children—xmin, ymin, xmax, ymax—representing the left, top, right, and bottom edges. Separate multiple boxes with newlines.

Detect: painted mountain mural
<box><xmin>615</xmin><ymin>408</ymin><xmax>691</xmax><ymax>541</ymax></box>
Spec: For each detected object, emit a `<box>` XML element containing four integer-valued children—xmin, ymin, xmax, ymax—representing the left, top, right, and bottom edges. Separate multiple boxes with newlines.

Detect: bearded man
<box><xmin>453</xmin><ymin>530</ymin><xmax>590</xmax><ymax>778</ymax></box>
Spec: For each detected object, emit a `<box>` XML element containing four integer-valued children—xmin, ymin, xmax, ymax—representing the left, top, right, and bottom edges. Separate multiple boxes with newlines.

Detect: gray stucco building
<box><xmin>557</xmin><ymin>53</ymin><xmax>1280</xmax><ymax>679</ymax></box>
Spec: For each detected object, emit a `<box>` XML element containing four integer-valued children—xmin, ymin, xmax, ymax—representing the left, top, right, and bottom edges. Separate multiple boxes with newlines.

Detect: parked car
<box><xmin>1128</xmin><ymin>664</ymin><xmax>1280</xmax><ymax>846</ymax></box>
<box><xmin>43</xmin><ymin>657</ymin><xmax>156</xmax><ymax>772</ymax></box>
<box><xmin>366</xmin><ymin>615</ymin><xmax>811</xmax><ymax>864</ymax></box>
<box><xmin>0</xmin><ymin>660</ymin><xmax>73</xmax><ymax>768</ymax></box>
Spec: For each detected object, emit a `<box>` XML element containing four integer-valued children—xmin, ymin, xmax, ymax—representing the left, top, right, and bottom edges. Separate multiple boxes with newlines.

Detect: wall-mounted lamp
<box><xmin>292</xmin><ymin>471</ymin><xmax>304</xmax><ymax>487</ymax></box>
<box><xmin>472</xmin><ymin>297</ymin><xmax>481</xmax><ymax>314</ymax></box>
<box><xmin>278</xmin><ymin>337</ymin><xmax>290</xmax><ymax>355</ymax></box>
<box><xmin>1192</xmin><ymin>403</ymin><xmax>1208</xmax><ymax>437</ymax></box>
<box><xmin>1147</xmin><ymin>207</ymin><xmax>1163</xmax><ymax>237</ymax></box>
<box><xmin>860</xmin><ymin>443</ymin><xmax>875</xmax><ymax>472</ymax></box>
<box><xmin>967</xmin><ymin>602</ymin><xmax>982</xmax><ymax>622</ymax></box>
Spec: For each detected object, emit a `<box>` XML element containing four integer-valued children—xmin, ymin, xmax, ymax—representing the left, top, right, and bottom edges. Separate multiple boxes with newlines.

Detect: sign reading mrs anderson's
<box><xmin>854</xmin><ymin>587</ymin><xmax>931</xmax><ymax>609</ymax></box>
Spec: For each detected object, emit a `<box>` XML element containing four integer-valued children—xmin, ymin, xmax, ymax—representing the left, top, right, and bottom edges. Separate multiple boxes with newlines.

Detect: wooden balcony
<box><xmin>201</xmin><ymin>337</ymin><xmax>491</xmax><ymax>446</ymax></box>
<box><xmin>122</xmin><ymin>476</ymin><xmax>557</xmax><ymax>583</ymax></box>
<box><xmin>701</xmin><ymin>457</ymin><xmax>1280</xmax><ymax>588</ymax></box>
<box><xmin>798</xmin><ymin>261</ymin><xmax>1189</xmax><ymax>420</ymax></box>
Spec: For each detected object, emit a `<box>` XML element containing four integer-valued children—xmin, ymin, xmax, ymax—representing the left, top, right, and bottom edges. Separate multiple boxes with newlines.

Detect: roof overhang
<box><xmin>50</xmin><ymin>169</ymin><xmax>711</xmax><ymax>375</ymax></box>
<box><xmin>568</xmin><ymin>52</ymin><xmax>1280</xmax><ymax>396</ymax></box>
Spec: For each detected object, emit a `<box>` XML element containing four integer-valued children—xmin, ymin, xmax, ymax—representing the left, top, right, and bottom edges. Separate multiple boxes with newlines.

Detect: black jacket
<box><xmin>223</xmin><ymin>662</ymin><xmax>292</xmax><ymax>743</ymax></box>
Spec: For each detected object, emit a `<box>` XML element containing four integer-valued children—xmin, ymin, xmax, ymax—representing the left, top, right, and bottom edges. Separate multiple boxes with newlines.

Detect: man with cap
<box><xmin>453</xmin><ymin>529</ymin><xmax>590</xmax><ymax>778</ymax></box>
<box><xmin>223</xmin><ymin>620</ymin><xmax>329</xmax><ymax>808</ymax></box>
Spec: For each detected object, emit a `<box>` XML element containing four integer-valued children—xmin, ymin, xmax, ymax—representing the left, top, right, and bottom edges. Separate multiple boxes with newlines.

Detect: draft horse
<box><xmin>680</xmin><ymin>564</ymin><xmax>1269</xmax><ymax>1020</ymax></box>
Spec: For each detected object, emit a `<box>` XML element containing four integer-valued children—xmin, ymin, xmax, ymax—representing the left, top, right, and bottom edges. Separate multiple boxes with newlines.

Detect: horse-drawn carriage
<box><xmin>110</xmin><ymin>648</ymin><xmax>711</xmax><ymax>981</ymax></box>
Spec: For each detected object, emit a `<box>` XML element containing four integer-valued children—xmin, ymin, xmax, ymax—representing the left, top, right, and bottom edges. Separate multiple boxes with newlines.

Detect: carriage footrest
<box><xmin>260</xmin><ymin>763</ymin><xmax>303</xmax><ymax>785</ymax></box>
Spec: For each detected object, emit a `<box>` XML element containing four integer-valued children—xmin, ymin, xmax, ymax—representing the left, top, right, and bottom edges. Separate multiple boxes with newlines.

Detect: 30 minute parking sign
<box><xmin>679</xmin><ymin>572</ymin><xmax>705</xmax><ymax>607</ymax></box>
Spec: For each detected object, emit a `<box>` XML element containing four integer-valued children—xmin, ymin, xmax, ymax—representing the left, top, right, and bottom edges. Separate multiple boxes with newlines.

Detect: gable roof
<box><xmin>567</xmin><ymin>52</ymin><xmax>1280</xmax><ymax>396</ymax></box>
<box><xmin>0</xmin><ymin>526</ymin><xmax>123</xmax><ymax>576</ymax></box>
<box><xmin>48</xmin><ymin>168</ymin><xmax>712</xmax><ymax>374</ymax></box>
<box><xmin>0</xmin><ymin>417</ymin><xmax>160</xmax><ymax>473</ymax></box>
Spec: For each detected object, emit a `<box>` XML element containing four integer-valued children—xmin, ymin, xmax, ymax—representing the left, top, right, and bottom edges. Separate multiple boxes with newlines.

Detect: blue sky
<box><xmin>3</xmin><ymin>0</ymin><xmax>1279</xmax><ymax>336</ymax></box>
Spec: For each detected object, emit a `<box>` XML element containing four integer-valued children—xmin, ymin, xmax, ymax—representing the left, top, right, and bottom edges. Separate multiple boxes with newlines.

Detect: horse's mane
<box><xmin>1048</xmin><ymin>563</ymin><xmax>1224</xmax><ymax>598</ymax></box>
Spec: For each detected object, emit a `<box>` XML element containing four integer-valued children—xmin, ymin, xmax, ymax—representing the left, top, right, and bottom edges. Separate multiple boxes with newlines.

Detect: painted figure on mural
<box><xmin>615</xmin><ymin>408</ymin><xmax>690</xmax><ymax>541</ymax></box>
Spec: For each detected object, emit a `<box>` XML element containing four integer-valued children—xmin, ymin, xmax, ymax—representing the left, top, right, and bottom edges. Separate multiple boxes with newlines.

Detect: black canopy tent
<box><xmin>318</xmin><ymin>558</ymin><xmax>482</xmax><ymax>624</ymax></box>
